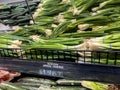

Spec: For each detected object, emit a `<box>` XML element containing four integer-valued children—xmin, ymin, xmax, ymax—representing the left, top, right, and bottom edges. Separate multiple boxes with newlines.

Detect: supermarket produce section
<box><xmin>0</xmin><ymin>0</ymin><xmax>120</xmax><ymax>90</ymax></box>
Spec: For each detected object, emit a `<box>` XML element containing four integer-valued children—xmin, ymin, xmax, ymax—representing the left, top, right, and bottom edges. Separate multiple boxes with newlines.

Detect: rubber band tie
<box><xmin>102</xmin><ymin>36</ymin><xmax>105</xmax><ymax>43</ymax></box>
<box><xmin>109</xmin><ymin>43</ymin><xmax>112</xmax><ymax>50</ymax></box>
<box><xmin>71</xmin><ymin>33</ymin><xmax>74</xmax><ymax>38</ymax></box>
<box><xmin>74</xmin><ymin>46</ymin><xmax>76</xmax><ymax>50</ymax></box>
<box><xmin>66</xmin><ymin>46</ymin><xmax>69</xmax><ymax>50</ymax></box>
<box><xmin>6</xmin><ymin>39</ymin><xmax>8</xmax><ymax>48</ymax></box>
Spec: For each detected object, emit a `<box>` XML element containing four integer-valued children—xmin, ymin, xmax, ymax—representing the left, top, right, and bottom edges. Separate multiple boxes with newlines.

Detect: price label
<box><xmin>43</xmin><ymin>62</ymin><xmax>64</xmax><ymax>69</ymax></box>
<box><xmin>39</xmin><ymin>69</ymin><xmax>63</xmax><ymax>77</ymax></box>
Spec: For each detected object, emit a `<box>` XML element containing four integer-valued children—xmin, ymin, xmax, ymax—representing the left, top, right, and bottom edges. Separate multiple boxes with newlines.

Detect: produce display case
<box><xmin>0</xmin><ymin>0</ymin><xmax>120</xmax><ymax>89</ymax></box>
<box><xmin>0</xmin><ymin>48</ymin><xmax>120</xmax><ymax>84</ymax></box>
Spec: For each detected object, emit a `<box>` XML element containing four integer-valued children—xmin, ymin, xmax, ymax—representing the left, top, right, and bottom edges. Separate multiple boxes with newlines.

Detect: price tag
<box><xmin>38</xmin><ymin>62</ymin><xmax>64</xmax><ymax>77</ymax></box>
<box><xmin>43</xmin><ymin>62</ymin><xmax>64</xmax><ymax>69</ymax></box>
<box><xmin>39</xmin><ymin>69</ymin><xmax>63</xmax><ymax>77</ymax></box>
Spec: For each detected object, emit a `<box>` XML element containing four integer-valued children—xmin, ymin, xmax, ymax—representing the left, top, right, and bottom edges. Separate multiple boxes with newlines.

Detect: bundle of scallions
<box><xmin>0</xmin><ymin>34</ymin><xmax>30</xmax><ymax>48</ymax></box>
<box><xmin>82</xmin><ymin>33</ymin><xmax>120</xmax><ymax>51</ymax></box>
<box><xmin>22</xmin><ymin>35</ymin><xmax>84</xmax><ymax>50</ymax></box>
<box><xmin>9</xmin><ymin>0</ymin><xmax>120</xmax><ymax>52</ymax></box>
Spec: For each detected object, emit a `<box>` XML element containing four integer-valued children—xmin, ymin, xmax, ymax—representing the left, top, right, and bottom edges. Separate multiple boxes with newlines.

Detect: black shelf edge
<box><xmin>0</xmin><ymin>59</ymin><xmax>120</xmax><ymax>84</ymax></box>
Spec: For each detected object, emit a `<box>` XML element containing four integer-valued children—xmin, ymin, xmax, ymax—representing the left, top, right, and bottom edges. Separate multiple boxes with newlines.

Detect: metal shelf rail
<box><xmin>0</xmin><ymin>48</ymin><xmax>120</xmax><ymax>84</ymax></box>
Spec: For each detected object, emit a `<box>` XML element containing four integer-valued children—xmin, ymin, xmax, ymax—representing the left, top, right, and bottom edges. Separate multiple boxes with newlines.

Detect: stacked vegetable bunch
<box><xmin>0</xmin><ymin>1</ymin><xmax>40</xmax><ymax>26</ymax></box>
<box><xmin>0</xmin><ymin>78</ymin><xmax>110</xmax><ymax>90</ymax></box>
<box><xmin>0</xmin><ymin>34</ymin><xmax>30</xmax><ymax>48</ymax></box>
<box><xmin>10</xmin><ymin>0</ymin><xmax>120</xmax><ymax>51</ymax></box>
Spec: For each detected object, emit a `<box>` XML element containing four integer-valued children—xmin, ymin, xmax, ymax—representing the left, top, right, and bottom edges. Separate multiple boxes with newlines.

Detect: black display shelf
<box><xmin>0</xmin><ymin>48</ymin><xmax>120</xmax><ymax>84</ymax></box>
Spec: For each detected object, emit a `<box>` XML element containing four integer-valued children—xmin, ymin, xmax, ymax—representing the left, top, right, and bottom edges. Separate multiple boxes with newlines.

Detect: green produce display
<box><xmin>81</xmin><ymin>81</ymin><xmax>108</xmax><ymax>90</ymax></box>
<box><xmin>0</xmin><ymin>83</ymin><xmax>27</xmax><ymax>90</ymax></box>
<box><xmin>0</xmin><ymin>34</ymin><xmax>31</xmax><ymax>49</ymax></box>
<box><xmin>0</xmin><ymin>78</ymin><xmax>111</xmax><ymax>90</ymax></box>
<box><xmin>9</xmin><ymin>78</ymin><xmax>91</xmax><ymax>90</ymax></box>
<box><xmin>1</xmin><ymin>0</ymin><xmax>120</xmax><ymax>90</ymax></box>
<box><xmin>0</xmin><ymin>0</ymin><xmax>120</xmax><ymax>61</ymax></box>
<box><xmin>12</xmin><ymin>0</ymin><xmax>120</xmax><ymax>51</ymax></box>
<box><xmin>56</xmin><ymin>79</ymin><xmax>81</xmax><ymax>85</ymax></box>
